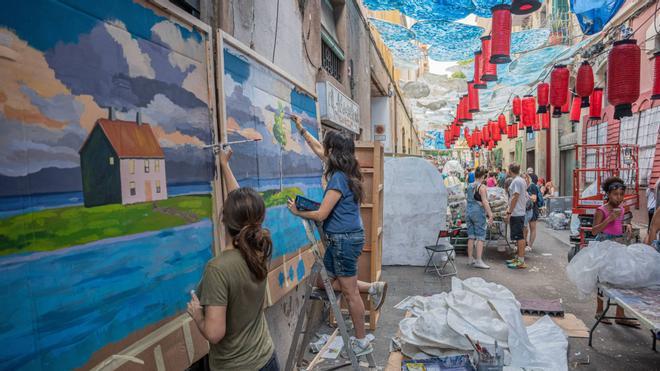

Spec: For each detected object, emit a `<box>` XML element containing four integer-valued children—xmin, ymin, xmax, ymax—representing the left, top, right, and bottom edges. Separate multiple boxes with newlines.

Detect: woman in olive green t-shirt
<box><xmin>187</xmin><ymin>147</ymin><xmax>278</xmax><ymax>371</ymax></box>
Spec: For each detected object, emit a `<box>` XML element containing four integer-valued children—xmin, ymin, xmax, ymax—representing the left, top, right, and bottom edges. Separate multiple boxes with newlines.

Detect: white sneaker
<box><xmin>349</xmin><ymin>337</ymin><xmax>374</xmax><ymax>357</ymax></box>
<box><xmin>369</xmin><ymin>281</ymin><xmax>388</xmax><ymax>311</ymax></box>
<box><xmin>473</xmin><ymin>259</ymin><xmax>491</xmax><ymax>269</ymax></box>
<box><xmin>468</xmin><ymin>257</ymin><xmax>475</xmax><ymax>266</ymax></box>
<box><xmin>525</xmin><ymin>246</ymin><xmax>532</xmax><ymax>252</ymax></box>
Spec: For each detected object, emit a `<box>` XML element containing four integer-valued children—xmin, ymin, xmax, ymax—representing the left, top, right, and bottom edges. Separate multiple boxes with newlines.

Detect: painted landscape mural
<box><xmin>0</xmin><ymin>0</ymin><xmax>215</xmax><ymax>369</ymax></box>
<box><xmin>222</xmin><ymin>42</ymin><xmax>323</xmax><ymax>301</ymax></box>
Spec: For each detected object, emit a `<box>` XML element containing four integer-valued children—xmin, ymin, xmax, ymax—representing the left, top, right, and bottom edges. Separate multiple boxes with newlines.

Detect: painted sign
<box><xmin>0</xmin><ymin>1</ymin><xmax>216</xmax><ymax>369</ymax></box>
<box><xmin>317</xmin><ymin>80</ymin><xmax>360</xmax><ymax>134</ymax></box>
<box><xmin>220</xmin><ymin>34</ymin><xmax>323</xmax><ymax>304</ymax></box>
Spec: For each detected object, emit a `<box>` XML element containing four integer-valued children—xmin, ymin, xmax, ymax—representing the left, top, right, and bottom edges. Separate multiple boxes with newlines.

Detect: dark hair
<box><xmin>475</xmin><ymin>166</ymin><xmax>488</xmax><ymax>179</ymax></box>
<box><xmin>323</xmin><ymin>131</ymin><xmax>363</xmax><ymax>204</ymax></box>
<box><xmin>509</xmin><ymin>163</ymin><xmax>521</xmax><ymax>175</ymax></box>
<box><xmin>222</xmin><ymin>188</ymin><xmax>273</xmax><ymax>281</ymax></box>
<box><xmin>530</xmin><ymin>174</ymin><xmax>539</xmax><ymax>184</ymax></box>
<box><xmin>602</xmin><ymin>176</ymin><xmax>626</xmax><ymax>194</ymax></box>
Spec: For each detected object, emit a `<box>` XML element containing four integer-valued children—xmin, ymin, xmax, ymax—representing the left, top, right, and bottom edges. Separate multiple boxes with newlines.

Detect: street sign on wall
<box><xmin>317</xmin><ymin>81</ymin><xmax>360</xmax><ymax>134</ymax></box>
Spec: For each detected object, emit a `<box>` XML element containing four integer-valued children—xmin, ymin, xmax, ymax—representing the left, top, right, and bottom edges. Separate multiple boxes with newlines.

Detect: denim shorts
<box><xmin>466</xmin><ymin>208</ymin><xmax>487</xmax><ymax>241</ymax></box>
<box><xmin>324</xmin><ymin>231</ymin><xmax>365</xmax><ymax>277</ymax></box>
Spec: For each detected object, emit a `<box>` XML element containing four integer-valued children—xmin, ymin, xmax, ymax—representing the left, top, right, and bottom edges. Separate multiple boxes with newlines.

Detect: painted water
<box><xmin>0</xmin><ymin>220</ymin><xmax>213</xmax><ymax>371</ymax></box>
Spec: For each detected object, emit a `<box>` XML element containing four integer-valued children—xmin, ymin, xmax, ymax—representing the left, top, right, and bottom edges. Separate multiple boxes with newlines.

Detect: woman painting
<box><xmin>466</xmin><ymin>166</ymin><xmax>494</xmax><ymax>269</ymax></box>
<box><xmin>288</xmin><ymin>117</ymin><xmax>387</xmax><ymax>356</ymax></box>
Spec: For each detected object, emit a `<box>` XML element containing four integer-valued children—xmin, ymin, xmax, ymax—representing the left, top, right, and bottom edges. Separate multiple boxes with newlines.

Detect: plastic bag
<box><xmin>566</xmin><ymin>240</ymin><xmax>660</xmax><ymax>298</ymax></box>
<box><xmin>548</xmin><ymin>211</ymin><xmax>569</xmax><ymax>230</ymax></box>
<box><xmin>442</xmin><ymin>160</ymin><xmax>464</xmax><ymax>178</ymax></box>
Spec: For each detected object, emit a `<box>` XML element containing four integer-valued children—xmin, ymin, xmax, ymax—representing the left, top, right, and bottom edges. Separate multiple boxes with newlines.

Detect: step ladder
<box><xmin>285</xmin><ymin>218</ymin><xmax>376</xmax><ymax>371</ymax></box>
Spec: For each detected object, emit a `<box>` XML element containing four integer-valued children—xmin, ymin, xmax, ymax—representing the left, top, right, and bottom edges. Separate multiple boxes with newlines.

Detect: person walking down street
<box><xmin>591</xmin><ymin>176</ymin><xmax>639</xmax><ymax>328</ymax></box>
<box><xmin>187</xmin><ymin>147</ymin><xmax>279</xmax><ymax>371</ymax></box>
<box><xmin>505</xmin><ymin>164</ymin><xmax>529</xmax><ymax>269</ymax></box>
<box><xmin>466</xmin><ymin>167</ymin><xmax>494</xmax><ymax>269</ymax></box>
<box><xmin>497</xmin><ymin>167</ymin><xmax>507</xmax><ymax>188</ymax></box>
<box><xmin>288</xmin><ymin>116</ymin><xmax>387</xmax><ymax>356</ymax></box>
<box><xmin>466</xmin><ymin>168</ymin><xmax>475</xmax><ymax>185</ymax></box>
<box><xmin>526</xmin><ymin>173</ymin><xmax>543</xmax><ymax>251</ymax></box>
<box><xmin>486</xmin><ymin>172</ymin><xmax>497</xmax><ymax>187</ymax></box>
<box><xmin>646</xmin><ymin>181</ymin><xmax>656</xmax><ymax>233</ymax></box>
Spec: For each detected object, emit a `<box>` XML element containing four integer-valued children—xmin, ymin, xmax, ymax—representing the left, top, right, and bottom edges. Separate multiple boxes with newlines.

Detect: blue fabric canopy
<box><xmin>388</xmin><ymin>40</ymin><xmax>424</xmax><ymax>65</ymax></box>
<box><xmin>369</xmin><ymin>18</ymin><xmax>415</xmax><ymax>43</ymax></box>
<box><xmin>510</xmin><ymin>28</ymin><xmax>550</xmax><ymax>53</ymax></box>
<box><xmin>400</xmin><ymin>0</ymin><xmax>475</xmax><ymax>21</ymax></box>
<box><xmin>471</xmin><ymin>0</ymin><xmax>513</xmax><ymax>18</ymax></box>
<box><xmin>428</xmin><ymin>39</ymin><xmax>481</xmax><ymax>62</ymax></box>
<box><xmin>411</xmin><ymin>20</ymin><xmax>484</xmax><ymax>47</ymax></box>
<box><xmin>570</xmin><ymin>0</ymin><xmax>625</xmax><ymax>35</ymax></box>
<box><xmin>423</xmin><ymin>129</ymin><xmax>446</xmax><ymax>150</ymax></box>
<box><xmin>362</xmin><ymin>0</ymin><xmax>402</xmax><ymax>11</ymax></box>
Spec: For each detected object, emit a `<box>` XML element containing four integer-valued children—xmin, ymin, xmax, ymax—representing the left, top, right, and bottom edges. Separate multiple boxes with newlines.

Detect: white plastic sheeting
<box><xmin>566</xmin><ymin>240</ymin><xmax>660</xmax><ymax>298</ymax></box>
<box><xmin>383</xmin><ymin>157</ymin><xmax>448</xmax><ymax>266</ymax></box>
<box><xmin>397</xmin><ymin>277</ymin><xmax>568</xmax><ymax>370</ymax></box>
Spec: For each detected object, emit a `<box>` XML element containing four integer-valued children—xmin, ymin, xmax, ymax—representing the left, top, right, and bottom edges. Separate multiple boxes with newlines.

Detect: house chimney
<box><xmin>136</xmin><ymin>111</ymin><xmax>142</xmax><ymax>125</ymax></box>
<box><xmin>108</xmin><ymin>107</ymin><xmax>116</xmax><ymax>121</ymax></box>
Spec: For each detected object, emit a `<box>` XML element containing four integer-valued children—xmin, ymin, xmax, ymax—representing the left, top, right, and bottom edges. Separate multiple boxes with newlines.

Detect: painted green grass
<box><xmin>261</xmin><ymin>187</ymin><xmax>303</xmax><ymax>208</ymax></box>
<box><xmin>0</xmin><ymin>188</ymin><xmax>304</xmax><ymax>256</ymax></box>
<box><xmin>0</xmin><ymin>195</ymin><xmax>212</xmax><ymax>256</ymax></box>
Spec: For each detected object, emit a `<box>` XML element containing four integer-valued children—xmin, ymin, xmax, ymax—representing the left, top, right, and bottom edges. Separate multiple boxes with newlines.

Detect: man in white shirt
<box><xmin>506</xmin><ymin>163</ymin><xmax>529</xmax><ymax>269</ymax></box>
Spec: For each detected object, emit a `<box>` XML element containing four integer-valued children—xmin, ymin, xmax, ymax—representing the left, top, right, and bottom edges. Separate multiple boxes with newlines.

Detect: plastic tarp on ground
<box><xmin>383</xmin><ymin>157</ymin><xmax>448</xmax><ymax>266</ymax></box>
<box><xmin>566</xmin><ymin>240</ymin><xmax>660</xmax><ymax>298</ymax></box>
<box><xmin>397</xmin><ymin>277</ymin><xmax>568</xmax><ymax>370</ymax></box>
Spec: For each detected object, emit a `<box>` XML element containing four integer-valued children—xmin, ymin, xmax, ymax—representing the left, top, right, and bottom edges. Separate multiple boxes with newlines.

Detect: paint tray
<box><xmin>402</xmin><ymin>355</ymin><xmax>476</xmax><ymax>371</ymax></box>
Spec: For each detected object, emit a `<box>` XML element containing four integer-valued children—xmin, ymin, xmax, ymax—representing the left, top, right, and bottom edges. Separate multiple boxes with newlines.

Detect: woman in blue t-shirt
<box><xmin>288</xmin><ymin>117</ymin><xmax>387</xmax><ymax>357</ymax></box>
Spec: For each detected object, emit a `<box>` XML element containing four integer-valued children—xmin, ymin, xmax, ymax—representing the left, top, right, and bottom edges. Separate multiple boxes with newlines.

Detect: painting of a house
<box><xmin>80</xmin><ymin>112</ymin><xmax>168</xmax><ymax>207</ymax></box>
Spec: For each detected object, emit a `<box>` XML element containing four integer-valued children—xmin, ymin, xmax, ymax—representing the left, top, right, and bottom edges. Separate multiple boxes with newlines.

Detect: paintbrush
<box><xmin>464</xmin><ymin>334</ymin><xmax>480</xmax><ymax>353</ymax></box>
<box><xmin>203</xmin><ymin>138</ymin><xmax>262</xmax><ymax>150</ymax></box>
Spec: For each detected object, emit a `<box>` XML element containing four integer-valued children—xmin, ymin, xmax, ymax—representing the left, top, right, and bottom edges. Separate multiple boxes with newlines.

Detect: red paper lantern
<box><xmin>536</xmin><ymin>82</ymin><xmax>549</xmax><ymax>113</ymax></box>
<box><xmin>492</xmin><ymin>121</ymin><xmax>502</xmax><ymax>141</ymax></box>
<box><xmin>468</xmin><ymin>80</ymin><xmax>480</xmax><ymax>113</ymax></box>
<box><xmin>607</xmin><ymin>39</ymin><xmax>641</xmax><ymax>119</ymax></box>
<box><xmin>482</xmin><ymin>124</ymin><xmax>491</xmax><ymax>142</ymax></box>
<box><xmin>481</xmin><ymin>36</ymin><xmax>498</xmax><ymax>81</ymax></box>
<box><xmin>473</xmin><ymin>128</ymin><xmax>481</xmax><ymax>147</ymax></box>
<box><xmin>521</xmin><ymin>95</ymin><xmax>536</xmax><ymax>127</ymax></box>
<box><xmin>589</xmin><ymin>88</ymin><xmax>603</xmax><ymax>120</ymax></box>
<box><xmin>511</xmin><ymin>0</ymin><xmax>542</xmax><ymax>15</ymax></box>
<box><xmin>474</xmin><ymin>51</ymin><xmax>487</xmax><ymax>89</ymax></box>
<box><xmin>512</xmin><ymin>95</ymin><xmax>522</xmax><ymax>121</ymax></box>
<box><xmin>464</xmin><ymin>127</ymin><xmax>470</xmax><ymax>137</ymax></box>
<box><xmin>550</xmin><ymin>64</ymin><xmax>569</xmax><ymax>117</ymax></box>
<box><xmin>452</xmin><ymin>124</ymin><xmax>460</xmax><ymax>138</ymax></box>
<box><xmin>498</xmin><ymin>114</ymin><xmax>507</xmax><ymax>133</ymax></box>
<box><xmin>570</xmin><ymin>94</ymin><xmax>582</xmax><ymax>123</ymax></box>
<box><xmin>653</xmin><ymin>52</ymin><xmax>660</xmax><ymax>100</ymax></box>
<box><xmin>488</xmin><ymin>140</ymin><xmax>494</xmax><ymax>151</ymax></box>
<box><xmin>490</xmin><ymin>5</ymin><xmax>512</xmax><ymax>64</ymax></box>
<box><xmin>576</xmin><ymin>61</ymin><xmax>594</xmax><ymax>107</ymax></box>
<box><xmin>463</xmin><ymin>95</ymin><xmax>473</xmax><ymax>121</ymax></box>
<box><xmin>561</xmin><ymin>87</ymin><xmax>571</xmax><ymax>113</ymax></box>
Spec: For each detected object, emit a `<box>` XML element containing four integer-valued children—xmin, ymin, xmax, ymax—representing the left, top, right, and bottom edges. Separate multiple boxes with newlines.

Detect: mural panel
<box><xmin>0</xmin><ymin>0</ymin><xmax>216</xmax><ymax>369</ymax></box>
<box><xmin>221</xmin><ymin>36</ymin><xmax>323</xmax><ymax>303</ymax></box>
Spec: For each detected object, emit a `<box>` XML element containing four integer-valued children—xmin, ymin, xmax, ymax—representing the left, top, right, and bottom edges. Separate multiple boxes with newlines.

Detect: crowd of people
<box><xmin>461</xmin><ymin>163</ymin><xmax>555</xmax><ymax>270</ymax></box>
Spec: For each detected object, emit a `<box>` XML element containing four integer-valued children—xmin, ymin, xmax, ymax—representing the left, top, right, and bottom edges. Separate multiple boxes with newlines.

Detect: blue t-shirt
<box><xmin>323</xmin><ymin>172</ymin><xmax>363</xmax><ymax>234</ymax></box>
<box><xmin>467</xmin><ymin>172</ymin><xmax>475</xmax><ymax>184</ymax></box>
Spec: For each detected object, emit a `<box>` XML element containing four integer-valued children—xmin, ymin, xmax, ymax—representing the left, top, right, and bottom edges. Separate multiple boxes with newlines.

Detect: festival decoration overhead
<box><xmin>570</xmin><ymin>94</ymin><xmax>582</xmax><ymax>123</ymax></box>
<box><xmin>576</xmin><ymin>61</ymin><xmax>595</xmax><ymax>107</ymax></box>
<box><xmin>589</xmin><ymin>88</ymin><xmax>603</xmax><ymax>120</ymax></box>
<box><xmin>607</xmin><ymin>39</ymin><xmax>640</xmax><ymax>119</ymax></box>
<box><xmin>570</xmin><ymin>0</ymin><xmax>625</xmax><ymax>35</ymax></box>
<box><xmin>550</xmin><ymin>64</ymin><xmax>569</xmax><ymax>117</ymax></box>
<box><xmin>481</xmin><ymin>36</ymin><xmax>498</xmax><ymax>81</ymax></box>
<box><xmin>401</xmin><ymin>0</ymin><xmax>475</xmax><ymax>21</ymax></box>
<box><xmin>411</xmin><ymin>20</ymin><xmax>484</xmax><ymax>47</ymax></box>
<box><xmin>510</xmin><ymin>28</ymin><xmax>551</xmax><ymax>54</ymax></box>
<box><xmin>536</xmin><ymin>82</ymin><xmax>549</xmax><ymax>113</ymax></box>
<box><xmin>511</xmin><ymin>0</ymin><xmax>543</xmax><ymax>15</ymax></box>
<box><xmin>472</xmin><ymin>0</ymin><xmax>513</xmax><ymax>18</ymax></box>
<box><xmin>490</xmin><ymin>4</ymin><xmax>513</xmax><ymax>64</ymax></box>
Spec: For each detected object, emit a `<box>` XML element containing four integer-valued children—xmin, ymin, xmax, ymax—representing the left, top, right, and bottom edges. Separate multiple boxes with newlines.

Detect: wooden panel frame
<box><xmin>216</xmin><ymin>30</ymin><xmax>321</xmax><ymax>305</ymax></box>
<box><xmin>88</xmin><ymin>1</ymin><xmax>219</xmax><ymax>369</ymax></box>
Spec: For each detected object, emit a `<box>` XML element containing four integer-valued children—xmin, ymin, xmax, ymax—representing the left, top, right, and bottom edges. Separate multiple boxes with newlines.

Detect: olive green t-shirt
<box><xmin>198</xmin><ymin>249</ymin><xmax>274</xmax><ymax>371</ymax></box>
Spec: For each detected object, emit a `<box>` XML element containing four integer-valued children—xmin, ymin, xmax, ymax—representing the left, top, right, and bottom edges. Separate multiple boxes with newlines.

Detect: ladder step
<box><xmin>311</xmin><ymin>288</ymin><xmax>342</xmax><ymax>302</ymax></box>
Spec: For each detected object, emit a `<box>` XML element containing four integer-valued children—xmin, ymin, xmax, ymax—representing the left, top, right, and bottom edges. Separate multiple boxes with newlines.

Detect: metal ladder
<box><xmin>285</xmin><ymin>218</ymin><xmax>376</xmax><ymax>371</ymax></box>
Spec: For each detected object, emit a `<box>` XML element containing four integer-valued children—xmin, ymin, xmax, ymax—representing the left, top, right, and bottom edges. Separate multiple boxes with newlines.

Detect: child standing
<box><xmin>591</xmin><ymin>176</ymin><xmax>638</xmax><ymax>327</ymax></box>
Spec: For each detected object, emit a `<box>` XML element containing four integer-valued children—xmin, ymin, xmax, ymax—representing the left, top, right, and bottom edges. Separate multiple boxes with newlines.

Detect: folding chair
<box><xmin>424</xmin><ymin>230</ymin><xmax>457</xmax><ymax>278</ymax></box>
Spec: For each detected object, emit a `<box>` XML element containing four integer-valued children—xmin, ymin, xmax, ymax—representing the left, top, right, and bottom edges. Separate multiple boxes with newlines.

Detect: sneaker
<box><xmin>473</xmin><ymin>259</ymin><xmax>490</xmax><ymax>269</ymax></box>
<box><xmin>349</xmin><ymin>337</ymin><xmax>374</xmax><ymax>357</ymax></box>
<box><xmin>507</xmin><ymin>258</ymin><xmax>527</xmax><ymax>269</ymax></box>
<box><xmin>505</xmin><ymin>257</ymin><xmax>518</xmax><ymax>264</ymax></box>
<box><xmin>369</xmin><ymin>281</ymin><xmax>388</xmax><ymax>311</ymax></box>
<box><xmin>525</xmin><ymin>245</ymin><xmax>532</xmax><ymax>252</ymax></box>
<box><xmin>468</xmin><ymin>257</ymin><xmax>475</xmax><ymax>266</ymax></box>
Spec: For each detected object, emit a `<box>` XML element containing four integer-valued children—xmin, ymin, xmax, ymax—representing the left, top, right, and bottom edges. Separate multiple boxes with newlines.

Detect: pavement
<box><xmin>307</xmin><ymin>222</ymin><xmax>658</xmax><ymax>370</ymax></box>
<box><xmin>369</xmin><ymin>222</ymin><xmax>659</xmax><ymax>370</ymax></box>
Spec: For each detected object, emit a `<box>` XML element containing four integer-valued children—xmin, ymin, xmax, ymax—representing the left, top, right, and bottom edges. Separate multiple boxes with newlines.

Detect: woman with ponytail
<box><xmin>187</xmin><ymin>147</ymin><xmax>278</xmax><ymax>371</ymax></box>
<box><xmin>288</xmin><ymin>117</ymin><xmax>388</xmax><ymax>357</ymax></box>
